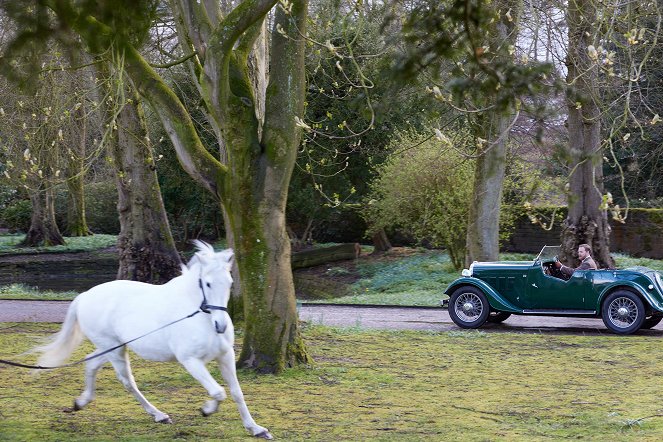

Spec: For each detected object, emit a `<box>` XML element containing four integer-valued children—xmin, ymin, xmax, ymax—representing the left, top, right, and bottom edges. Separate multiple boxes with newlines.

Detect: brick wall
<box><xmin>503</xmin><ymin>208</ymin><xmax>663</xmax><ymax>258</ymax></box>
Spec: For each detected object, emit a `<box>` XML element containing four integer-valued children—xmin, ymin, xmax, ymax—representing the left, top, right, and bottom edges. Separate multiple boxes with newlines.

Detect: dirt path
<box><xmin>2</xmin><ymin>300</ymin><xmax>663</xmax><ymax>336</ymax></box>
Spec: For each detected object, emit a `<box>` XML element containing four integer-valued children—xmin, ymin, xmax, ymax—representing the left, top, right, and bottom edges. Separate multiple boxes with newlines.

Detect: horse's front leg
<box><xmin>178</xmin><ymin>357</ymin><xmax>227</xmax><ymax>416</ymax></box>
<box><xmin>217</xmin><ymin>351</ymin><xmax>273</xmax><ymax>440</ymax></box>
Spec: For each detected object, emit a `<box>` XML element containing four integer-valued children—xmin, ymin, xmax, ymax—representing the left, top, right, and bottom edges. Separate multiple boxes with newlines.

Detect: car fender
<box><xmin>596</xmin><ymin>282</ymin><xmax>663</xmax><ymax>313</ymax></box>
<box><xmin>445</xmin><ymin>277</ymin><xmax>520</xmax><ymax>313</ymax></box>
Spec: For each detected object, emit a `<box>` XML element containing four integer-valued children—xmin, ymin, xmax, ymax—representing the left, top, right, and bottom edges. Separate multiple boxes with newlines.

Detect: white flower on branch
<box><xmin>325</xmin><ymin>40</ymin><xmax>338</xmax><ymax>57</ymax></box>
<box><xmin>294</xmin><ymin>116</ymin><xmax>311</xmax><ymax>131</ymax></box>
<box><xmin>587</xmin><ymin>45</ymin><xmax>598</xmax><ymax>60</ymax></box>
<box><xmin>505</xmin><ymin>9</ymin><xmax>513</xmax><ymax>22</ymax></box>
<box><xmin>276</xmin><ymin>24</ymin><xmax>286</xmax><ymax>36</ymax></box>
<box><xmin>651</xmin><ymin>114</ymin><xmax>661</xmax><ymax>125</ymax></box>
<box><xmin>279</xmin><ymin>0</ymin><xmax>292</xmax><ymax>14</ymax></box>
<box><xmin>58</xmin><ymin>129</ymin><xmax>63</xmax><ymax>140</ymax></box>
<box><xmin>434</xmin><ymin>129</ymin><xmax>451</xmax><ymax>146</ymax></box>
<box><xmin>23</xmin><ymin>149</ymin><xmax>30</xmax><ymax>160</ymax></box>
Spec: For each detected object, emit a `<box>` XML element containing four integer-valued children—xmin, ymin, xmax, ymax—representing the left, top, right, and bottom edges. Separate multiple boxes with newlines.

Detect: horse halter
<box><xmin>198</xmin><ymin>278</ymin><xmax>229</xmax><ymax>314</ymax></box>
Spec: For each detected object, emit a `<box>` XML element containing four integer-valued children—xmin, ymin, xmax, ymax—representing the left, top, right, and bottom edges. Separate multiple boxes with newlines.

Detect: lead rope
<box><xmin>0</xmin><ymin>309</ymin><xmax>203</xmax><ymax>370</ymax></box>
<box><xmin>1</xmin><ymin>278</ymin><xmax>230</xmax><ymax>370</ymax></box>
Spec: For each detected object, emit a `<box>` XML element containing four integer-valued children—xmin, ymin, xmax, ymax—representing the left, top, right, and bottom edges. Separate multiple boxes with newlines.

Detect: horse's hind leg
<box><xmin>73</xmin><ymin>353</ymin><xmax>108</xmax><ymax>411</ymax></box>
<box><xmin>108</xmin><ymin>349</ymin><xmax>172</xmax><ymax>423</ymax></box>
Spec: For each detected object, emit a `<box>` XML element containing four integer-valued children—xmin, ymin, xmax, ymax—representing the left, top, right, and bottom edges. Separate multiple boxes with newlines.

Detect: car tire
<box><xmin>448</xmin><ymin>286</ymin><xmax>490</xmax><ymax>329</ymax></box>
<box><xmin>486</xmin><ymin>311</ymin><xmax>511</xmax><ymax>324</ymax></box>
<box><xmin>601</xmin><ymin>290</ymin><xmax>646</xmax><ymax>335</ymax></box>
<box><xmin>641</xmin><ymin>315</ymin><xmax>663</xmax><ymax>329</ymax></box>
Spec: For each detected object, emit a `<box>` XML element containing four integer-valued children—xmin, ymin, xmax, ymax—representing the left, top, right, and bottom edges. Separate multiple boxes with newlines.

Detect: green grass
<box><xmin>0</xmin><ymin>284</ymin><xmax>79</xmax><ymax>300</ymax></box>
<box><xmin>0</xmin><ymin>234</ymin><xmax>117</xmax><ymax>255</ymax></box>
<box><xmin>2</xmin><ymin>323</ymin><xmax>663</xmax><ymax>440</ymax></box>
<box><xmin>312</xmin><ymin>250</ymin><xmax>536</xmax><ymax>307</ymax></box>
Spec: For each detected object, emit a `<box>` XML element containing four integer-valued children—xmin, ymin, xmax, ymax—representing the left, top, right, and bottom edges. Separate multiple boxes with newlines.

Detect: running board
<box><xmin>522</xmin><ymin>309</ymin><xmax>596</xmax><ymax>315</ymax></box>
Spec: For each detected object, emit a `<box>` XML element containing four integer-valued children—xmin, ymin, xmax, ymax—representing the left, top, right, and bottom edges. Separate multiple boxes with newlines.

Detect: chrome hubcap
<box><xmin>608</xmin><ymin>297</ymin><xmax>638</xmax><ymax>328</ymax></box>
<box><xmin>455</xmin><ymin>293</ymin><xmax>484</xmax><ymax>322</ymax></box>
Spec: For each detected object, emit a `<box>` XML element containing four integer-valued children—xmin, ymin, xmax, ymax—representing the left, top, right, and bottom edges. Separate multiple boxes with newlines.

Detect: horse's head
<box><xmin>191</xmin><ymin>241</ymin><xmax>234</xmax><ymax>333</ymax></box>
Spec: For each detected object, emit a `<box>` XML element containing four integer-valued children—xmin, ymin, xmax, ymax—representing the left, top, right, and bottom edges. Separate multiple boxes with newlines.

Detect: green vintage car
<box><xmin>444</xmin><ymin>246</ymin><xmax>663</xmax><ymax>334</ymax></box>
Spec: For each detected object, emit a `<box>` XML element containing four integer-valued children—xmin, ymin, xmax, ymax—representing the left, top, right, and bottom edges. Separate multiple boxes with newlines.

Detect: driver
<box><xmin>554</xmin><ymin>243</ymin><xmax>598</xmax><ymax>277</ymax></box>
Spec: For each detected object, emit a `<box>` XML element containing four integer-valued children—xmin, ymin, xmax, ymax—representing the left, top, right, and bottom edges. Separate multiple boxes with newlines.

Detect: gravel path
<box><xmin>2</xmin><ymin>299</ymin><xmax>663</xmax><ymax>336</ymax></box>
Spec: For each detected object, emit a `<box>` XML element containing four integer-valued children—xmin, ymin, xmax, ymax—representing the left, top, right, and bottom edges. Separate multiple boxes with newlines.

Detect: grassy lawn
<box><xmin>310</xmin><ymin>250</ymin><xmax>663</xmax><ymax>307</ymax></box>
<box><xmin>1</xmin><ymin>323</ymin><xmax>663</xmax><ymax>440</ymax></box>
<box><xmin>0</xmin><ymin>234</ymin><xmax>117</xmax><ymax>255</ymax></box>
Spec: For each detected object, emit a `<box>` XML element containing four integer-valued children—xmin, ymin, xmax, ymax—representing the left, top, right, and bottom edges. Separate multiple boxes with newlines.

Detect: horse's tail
<box><xmin>33</xmin><ymin>296</ymin><xmax>84</xmax><ymax>370</ymax></box>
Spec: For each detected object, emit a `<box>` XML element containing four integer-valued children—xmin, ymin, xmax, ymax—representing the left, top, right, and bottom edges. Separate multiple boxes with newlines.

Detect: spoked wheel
<box><xmin>641</xmin><ymin>315</ymin><xmax>663</xmax><ymax>329</ymax></box>
<box><xmin>486</xmin><ymin>311</ymin><xmax>511</xmax><ymax>324</ymax></box>
<box><xmin>448</xmin><ymin>286</ymin><xmax>490</xmax><ymax>329</ymax></box>
<box><xmin>601</xmin><ymin>290</ymin><xmax>645</xmax><ymax>335</ymax></box>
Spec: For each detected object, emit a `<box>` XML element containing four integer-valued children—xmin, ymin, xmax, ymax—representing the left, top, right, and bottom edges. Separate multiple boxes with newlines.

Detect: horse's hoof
<box><xmin>64</xmin><ymin>400</ymin><xmax>82</xmax><ymax>413</ymax></box>
<box><xmin>156</xmin><ymin>416</ymin><xmax>173</xmax><ymax>424</ymax></box>
<box><xmin>254</xmin><ymin>430</ymin><xmax>273</xmax><ymax>440</ymax></box>
<box><xmin>200</xmin><ymin>408</ymin><xmax>211</xmax><ymax>417</ymax></box>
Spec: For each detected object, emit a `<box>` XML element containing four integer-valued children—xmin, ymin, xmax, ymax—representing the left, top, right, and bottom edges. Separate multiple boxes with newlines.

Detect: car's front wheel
<box><xmin>601</xmin><ymin>290</ymin><xmax>645</xmax><ymax>335</ymax></box>
<box><xmin>448</xmin><ymin>286</ymin><xmax>490</xmax><ymax>329</ymax></box>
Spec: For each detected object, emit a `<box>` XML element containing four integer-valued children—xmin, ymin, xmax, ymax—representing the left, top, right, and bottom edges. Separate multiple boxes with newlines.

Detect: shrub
<box><xmin>0</xmin><ymin>199</ymin><xmax>31</xmax><ymax>232</ymax></box>
<box><xmin>362</xmin><ymin>130</ymin><xmax>474</xmax><ymax>269</ymax></box>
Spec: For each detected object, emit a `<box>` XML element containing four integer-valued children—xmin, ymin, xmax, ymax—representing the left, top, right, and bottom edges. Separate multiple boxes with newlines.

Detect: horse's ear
<box><xmin>218</xmin><ymin>248</ymin><xmax>234</xmax><ymax>266</ymax></box>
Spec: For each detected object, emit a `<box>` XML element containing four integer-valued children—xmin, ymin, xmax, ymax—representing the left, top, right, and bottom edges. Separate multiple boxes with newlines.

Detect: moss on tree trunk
<box><xmin>561</xmin><ymin>0</ymin><xmax>614</xmax><ymax>269</ymax></box>
<box><xmin>111</xmin><ymin>86</ymin><xmax>182</xmax><ymax>283</ymax></box>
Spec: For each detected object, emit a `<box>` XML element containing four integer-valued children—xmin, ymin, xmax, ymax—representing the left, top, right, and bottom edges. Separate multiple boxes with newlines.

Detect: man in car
<box><xmin>554</xmin><ymin>243</ymin><xmax>598</xmax><ymax>277</ymax></box>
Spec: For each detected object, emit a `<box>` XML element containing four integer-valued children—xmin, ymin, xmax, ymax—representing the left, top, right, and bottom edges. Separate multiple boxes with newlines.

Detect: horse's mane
<box><xmin>192</xmin><ymin>240</ymin><xmax>216</xmax><ymax>255</ymax></box>
<box><xmin>186</xmin><ymin>241</ymin><xmax>234</xmax><ymax>271</ymax></box>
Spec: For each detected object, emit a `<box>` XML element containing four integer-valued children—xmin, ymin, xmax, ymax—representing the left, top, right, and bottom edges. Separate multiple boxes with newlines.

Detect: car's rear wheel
<box><xmin>487</xmin><ymin>311</ymin><xmax>511</xmax><ymax>324</ymax></box>
<box><xmin>601</xmin><ymin>290</ymin><xmax>645</xmax><ymax>335</ymax></box>
<box><xmin>449</xmin><ymin>286</ymin><xmax>490</xmax><ymax>329</ymax></box>
<box><xmin>641</xmin><ymin>315</ymin><xmax>663</xmax><ymax>329</ymax></box>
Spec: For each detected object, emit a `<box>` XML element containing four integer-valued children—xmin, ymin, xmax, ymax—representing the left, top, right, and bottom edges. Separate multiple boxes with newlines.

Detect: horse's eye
<box><xmin>206</xmin><ymin>282</ymin><xmax>211</xmax><ymax>288</ymax></box>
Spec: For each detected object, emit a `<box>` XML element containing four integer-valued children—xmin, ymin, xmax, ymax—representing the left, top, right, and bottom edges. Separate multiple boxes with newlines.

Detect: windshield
<box><xmin>535</xmin><ymin>245</ymin><xmax>561</xmax><ymax>262</ymax></box>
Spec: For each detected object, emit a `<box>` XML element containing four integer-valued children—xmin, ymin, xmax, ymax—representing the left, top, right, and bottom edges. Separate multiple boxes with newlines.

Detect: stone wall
<box><xmin>503</xmin><ymin>208</ymin><xmax>663</xmax><ymax>258</ymax></box>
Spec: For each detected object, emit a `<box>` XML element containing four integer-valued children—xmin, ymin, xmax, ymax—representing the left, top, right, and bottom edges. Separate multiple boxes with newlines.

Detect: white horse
<box><xmin>33</xmin><ymin>241</ymin><xmax>272</xmax><ymax>439</ymax></box>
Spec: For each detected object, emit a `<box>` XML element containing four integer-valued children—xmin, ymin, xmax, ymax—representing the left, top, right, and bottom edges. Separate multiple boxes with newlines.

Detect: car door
<box><xmin>525</xmin><ymin>264</ymin><xmax>591</xmax><ymax>310</ymax></box>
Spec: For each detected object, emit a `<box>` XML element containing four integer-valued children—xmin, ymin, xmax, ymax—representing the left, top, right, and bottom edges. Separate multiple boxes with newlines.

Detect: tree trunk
<box><xmin>233</xmin><ymin>0</ymin><xmax>311</xmax><ymax>372</ymax></box>
<box><xmin>111</xmin><ymin>86</ymin><xmax>182</xmax><ymax>283</ymax></box>
<box><xmin>561</xmin><ymin>0</ymin><xmax>614</xmax><ymax>269</ymax></box>
<box><xmin>59</xmin><ymin>0</ymin><xmax>311</xmax><ymax>372</ymax></box>
<box><xmin>22</xmin><ymin>187</ymin><xmax>66</xmax><ymax>247</ymax></box>
<box><xmin>371</xmin><ymin>229</ymin><xmax>392</xmax><ymax>253</ymax></box>
<box><xmin>465</xmin><ymin>0</ymin><xmax>522</xmax><ymax>266</ymax></box>
<box><xmin>65</xmin><ymin>104</ymin><xmax>92</xmax><ymax>237</ymax></box>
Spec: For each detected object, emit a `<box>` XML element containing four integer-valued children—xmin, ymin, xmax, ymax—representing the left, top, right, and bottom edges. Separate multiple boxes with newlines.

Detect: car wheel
<box><xmin>449</xmin><ymin>286</ymin><xmax>490</xmax><ymax>329</ymax></box>
<box><xmin>601</xmin><ymin>290</ymin><xmax>645</xmax><ymax>335</ymax></box>
<box><xmin>641</xmin><ymin>315</ymin><xmax>663</xmax><ymax>329</ymax></box>
<box><xmin>486</xmin><ymin>311</ymin><xmax>511</xmax><ymax>324</ymax></box>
